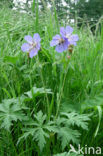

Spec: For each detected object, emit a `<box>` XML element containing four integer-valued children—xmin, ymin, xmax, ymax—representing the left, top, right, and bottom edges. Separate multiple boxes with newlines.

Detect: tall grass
<box><xmin>0</xmin><ymin>2</ymin><xmax>103</xmax><ymax>156</ymax></box>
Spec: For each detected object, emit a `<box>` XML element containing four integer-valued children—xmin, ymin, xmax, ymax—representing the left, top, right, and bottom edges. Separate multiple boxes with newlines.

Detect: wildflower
<box><xmin>21</xmin><ymin>33</ymin><xmax>41</xmax><ymax>58</ymax></box>
<box><xmin>50</xmin><ymin>26</ymin><xmax>79</xmax><ymax>53</ymax></box>
<box><xmin>60</xmin><ymin>26</ymin><xmax>79</xmax><ymax>46</ymax></box>
<box><xmin>50</xmin><ymin>34</ymin><xmax>68</xmax><ymax>53</ymax></box>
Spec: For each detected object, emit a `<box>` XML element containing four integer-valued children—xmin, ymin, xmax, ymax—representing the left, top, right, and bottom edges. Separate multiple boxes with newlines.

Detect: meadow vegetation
<box><xmin>0</xmin><ymin>2</ymin><xmax>103</xmax><ymax>156</ymax></box>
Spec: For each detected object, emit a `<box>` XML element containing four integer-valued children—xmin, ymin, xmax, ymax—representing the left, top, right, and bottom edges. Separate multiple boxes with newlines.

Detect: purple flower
<box><xmin>60</xmin><ymin>26</ymin><xmax>79</xmax><ymax>46</ymax></box>
<box><xmin>50</xmin><ymin>26</ymin><xmax>79</xmax><ymax>53</ymax></box>
<box><xmin>50</xmin><ymin>34</ymin><xmax>68</xmax><ymax>53</ymax></box>
<box><xmin>21</xmin><ymin>33</ymin><xmax>41</xmax><ymax>58</ymax></box>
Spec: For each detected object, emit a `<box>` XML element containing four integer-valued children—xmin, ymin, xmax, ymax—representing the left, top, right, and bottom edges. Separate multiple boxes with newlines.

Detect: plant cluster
<box><xmin>0</xmin><ymin>3</ymin><xmax>103</xmax><ymax>156</ymax></box>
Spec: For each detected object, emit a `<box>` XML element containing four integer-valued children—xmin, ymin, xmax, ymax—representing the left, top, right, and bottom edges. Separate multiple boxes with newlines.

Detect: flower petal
<box><xmin>33</xmin><ymin>33</ymin><xmax>41</xmax><ymax>42</ymax></box>
<box><xmin>70</xmin><ymin>34</ymin><xmax>79</xmax><ymax>41</ymax></box>
<box><xmin>21</xmin><ymin>43</ymin><xmax>30</xmax><ymax>52</ymax></box>
<box><xmin>24</xmin><ymin>35</ymin><xmax>33</xmax><ymax>44</ymax></box>
<box><xmin>36</xmin><ymin>42</ymin><xmax>41</xmax><ymax>50</ymax></box>
<box><xmin>29</xmin><ymin>49</ymin><xmax>38</xmax><ymax>58</ymax></box>
<box><xmin>55</xmin><ymin>40</ymin><xmax>68</xmax><ymax>53</ymax></box>
<box><xmin>62</xmin><ymin>40</ymin><xmax>69</xmax><ymax>50</ymax></box>
<box><xmin>66</xmin><ymin>26</ymin><xmax>73</xmax><ymax>35</ymax></box>
<box><xmin>50</xmin><ymin>40</ymin><xmax>59</xmax><ymax>47</ymax></box>
<box><xmin>50</xmin><ymin>35</ymin><xmax>61</xmax><ymax>47</ymax></box>
<box><xmin>53</xmin><ymin>34</ymin><xmax>61</xmax><ymax>40</ymax></box>
<box><xmin>68</xmin><ymin>35</ymin><xmax>79</xmax><ymax>46</ymax></box>
<box><xmin>60</xmin><ymin>27</ymin><xmax>66</xmax><ymax>37</ymax></box>
<box><xmin>55</xmin><ymin>45</ymin><xmax>64</xmax><ymax>53</ymax></box>
<box><xmin>69</xmin><ymin>41</ymin><xmax>77</xmax><ymax>46</ymax></box>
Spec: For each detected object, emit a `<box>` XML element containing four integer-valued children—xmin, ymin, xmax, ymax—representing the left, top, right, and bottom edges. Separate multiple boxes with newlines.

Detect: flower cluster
<box><xmin>50</xmin><ymin>26</ymin><xmax>79</xmax><ymax>53</ymax></box>
<box><xmin>21</xmin><ymin>26</ymin><xmax>79</xmax><ymax>58</ymax></box>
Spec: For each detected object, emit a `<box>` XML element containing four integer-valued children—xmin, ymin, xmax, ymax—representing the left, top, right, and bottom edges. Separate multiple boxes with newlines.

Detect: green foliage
<box><xmin>81</xmin><ymin>92</ymin><xmax>103</xmax><ymax>111</ymax></box>
<box><xmin>0</xmin><ymin>98</ymin><xmax>27</xmax><ymax>131</ymax></box>
<box><xmin>55</xmin><ymin>112</ymin><xmax>90</xmax><ymax>150</ymax></box>
<box><xmin>81</xmin><ymin>93</ymin><xmax>103</xmax><ymax>138</ymax></box>
<box><xmin>57</xmin><ymin>127</ymin><xmax>80</xmax><ymax>150</ymax></box>
<box><xmin>18</xmin><ymin>111</ymin><xmax>90</xmax><ymax>152</ymax></box>
<box><xmin>54</xmin><ymin>152</ymin><xmax>83</xmax><ymax>156</ymax></box>
<box><xmin>3</xmin><ymin>55</ymin><xmax>19</xmax><ymax>64</ymax></box>
<box><xmin>18</xmin><ymin>111</ymin><xmax>56</xmax><ymax>151</ymax></box>
<box><xmin>0</xmin><ymin>0</ymin><xmax>13</xmax><ymax>8</ymax></box>
<box><xmin>25</xmin><ymin>86</ymin><xmax>52</xmax><ymax>98</ymax></box>
<box><xmin>68</xmin><ymin>0</ymin><xmax>103</xmax><ymax>24</ymax></box>
<box><xmin>60</xmin><ymin>112</ymin><xmax>90</xmax><ymax>130</ymax></box>
<box><xmin>0</xmin><ymin>3</ymin><xmax>103</xmax><ymax>156</ymax></box>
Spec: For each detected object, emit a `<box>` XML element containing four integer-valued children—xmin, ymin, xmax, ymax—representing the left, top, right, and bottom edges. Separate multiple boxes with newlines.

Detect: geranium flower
<box><xmin>50</xmin><ymin>34</ymin><xmax>69</xmax><ymax>53</ymax></box>
<box><xmin>60</xmin><ymin>26</ymin><xmax>79</xmax><ymax>46</ymax></box>
<box><xmin>21</xmin><ymin>33</ymin><xmax>41</xmax><ymax>58</ymax></box>
<box><xmin>50</xmin><ymin>26</ymin><xmax>79</xmax><ymax>53</ymax></box>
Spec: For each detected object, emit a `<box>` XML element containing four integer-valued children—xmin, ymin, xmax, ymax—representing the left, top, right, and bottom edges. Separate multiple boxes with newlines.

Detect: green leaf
<box><xmin>61</xmin><ymin>112</ymin><xmax>90</xmax><ymax>130</ymax></box>
<box><xmin>94</xmin><ymin>106</ymin><xmax>102</xmax><ymax>137</ymax></box>
<box><xmin>3</xmin><ymin>55</ymin><xmax>19</xmax><ymax>64</ymax></box>
<box><xmin>33</xmin><ymin>127</ymin><xmax>49</xmax><ymax>151</ymax></box>
<box><xmin>54</xmin><ymin>112</ymin><xmax>90</xmax><ymax>150</ymax></box>
<box><xmin>18</xmin><ymin>111</ymin><xmax>55</xmax><ymax>152</ymax></box>
<box><xmin>57</xmin><ymin>127</ymin><xmax>80</xmax><ymax>150</ymax></box>
<box><xmin>81</xmin><ymin>93</ymin><xmax>103</xmax><ymax>111</ymax></box>
<box><xmin>18</xmin><ymin>111</ymin><xmax>89</xmax><ymax>152</ymax></box>
<box><xmin>24</xmin><ymin>86</ymin><xmax>52</xmax><ymax>98</ymax></box>
<box><xmin>0</xmin><ymin>98</ymin><xmax>27</xmax><ymax>131</ymax></box>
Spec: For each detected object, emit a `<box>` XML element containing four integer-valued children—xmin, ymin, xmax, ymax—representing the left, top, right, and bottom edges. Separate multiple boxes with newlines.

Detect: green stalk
<box><xmin>32</xmin><ymin>0</ymin><xmax>36</xmax><ymax>13</ymax></box>
<box><xmin>56</xmin><ymin>55</ymin><xmax>69</xmax><ymax>118</ymax></box>
<box><xmin>35</xmin><ymin>0</ymin><xmax>39</xmax><ymax>32</ymax></box>
<box><xmin>37</xmin><ymin>55</ymin><xmax>50</xmax><ymax>119</ymax></box>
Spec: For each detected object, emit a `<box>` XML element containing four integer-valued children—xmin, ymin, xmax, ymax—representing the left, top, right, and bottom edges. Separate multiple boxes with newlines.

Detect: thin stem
<box><xmin>56</xmin><ymin>71</ymin><xmax>68</xmax><ymax>118</ymax></box>
<box><xmin>37</xmin><ymin>55</ymin><xmax>50</xmax><ymax>118</ymax></box>
<box><xmin>56</xmin><ymin>57</ymin><xmax>69</xmax><ymax>118</ymax></box>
